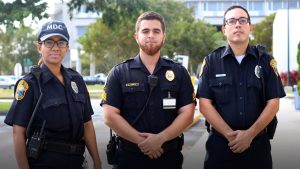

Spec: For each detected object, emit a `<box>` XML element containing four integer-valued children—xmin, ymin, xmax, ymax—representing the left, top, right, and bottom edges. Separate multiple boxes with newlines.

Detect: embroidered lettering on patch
<box><xmin>125</xmin><ymin>83</ymin><xmax>139</xmax><ymax>87</ymax></box>
<box><xmin>270</xmin><ymin>59</ymin><xmax>278</xmax><ymax>76</ymax></box>
<box><xmin>15</xmin><ymin>80</ymin><xmax>29</xmax><ymax>101</ymax></box>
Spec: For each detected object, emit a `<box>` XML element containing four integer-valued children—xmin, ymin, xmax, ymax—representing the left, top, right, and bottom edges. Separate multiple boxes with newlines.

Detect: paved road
<box><xmin>1</xmin><ymin>97</ymin><xmax>298</xmax><ymax>169</ymax></box>
<box><xmin>0</xmin><ymin>99</ymin><xmax>206</xmax><ymax>169</ymax></box>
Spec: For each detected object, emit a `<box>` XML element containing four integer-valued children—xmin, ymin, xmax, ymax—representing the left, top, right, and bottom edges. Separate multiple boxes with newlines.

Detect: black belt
<box><xmin>211</xmin><ymin>128</ymin><xmax>267</xmax><ymax>138</ymax></box>
<box><xmin>43</xmin><ymin>140</ymin><xmax>85</xmax><ymax>155</ymax></box>
<box><xmin>118</xmin><ymin>137</ymin><xmax>182</xmax><ymax>153</ymax></box>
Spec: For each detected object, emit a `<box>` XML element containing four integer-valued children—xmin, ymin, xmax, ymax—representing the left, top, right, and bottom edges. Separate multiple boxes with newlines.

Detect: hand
<box><xmin>227</xmin><ymin>130</ymin><xmax>254</xmax><ymax>153</ymax></box>
<box><xmin>138</xmin><ymin>133</ymin><xmax>165</xmax><ymax>159</ymax></box>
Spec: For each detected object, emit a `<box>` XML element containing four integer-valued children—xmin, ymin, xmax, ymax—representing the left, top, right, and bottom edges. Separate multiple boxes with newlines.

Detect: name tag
<box><xmin>215</xmin><ymin>74</ymin><xmax>226</xmax><ymax>77</ymax></box>
<box><xmin>163</xmin><ymin>98</ymin><xmax>176</xmax><ymax>109</ymax></box>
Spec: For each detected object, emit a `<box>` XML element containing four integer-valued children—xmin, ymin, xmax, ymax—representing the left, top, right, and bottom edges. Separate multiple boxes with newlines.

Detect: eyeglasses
<box><xmin>40</xmin><ymin>40</ymin><xmax>68</xmax><ymax>48</ymax></box>
<box><xmin>225</xmin><ymin>17</ymin><xmax>249</xmax><ymax>26</ymax></box>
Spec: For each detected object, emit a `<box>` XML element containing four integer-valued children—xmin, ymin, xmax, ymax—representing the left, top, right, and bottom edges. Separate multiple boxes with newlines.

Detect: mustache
<box><xmin>234</xmin><ymin>30</ymin><xmax>244</xmax><ymax>34</ymax></box>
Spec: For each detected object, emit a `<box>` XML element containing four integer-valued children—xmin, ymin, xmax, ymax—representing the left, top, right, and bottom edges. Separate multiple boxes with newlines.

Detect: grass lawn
<box><xmin>0</xmin><ymin>85</ymin><xmax>104</xmax><ymax>99</ymax></box>
<box><xmin>0</xmin><ymin>102</ymin><xmax>11</xmax><ymax>115</ymax></box>
<box><xmin>0</xmin><ymin>89</ymin><xmax>14</xmax><ymax>99</ymax></box>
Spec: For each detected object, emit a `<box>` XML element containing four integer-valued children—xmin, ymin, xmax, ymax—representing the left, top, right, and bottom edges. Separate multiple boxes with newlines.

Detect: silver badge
<box><xmin>71</xmin><ymin>81</ymin><xmax>78</xmax><ymax>94</ymax></box>
<box><xmin>254</xmin><ymin>65</ymin><xmax>261</xmax><ymax>78</ymax></box>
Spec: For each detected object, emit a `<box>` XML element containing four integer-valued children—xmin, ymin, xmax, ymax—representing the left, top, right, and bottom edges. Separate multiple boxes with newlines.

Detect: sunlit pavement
<box><xmin>1</xmin><ymin>97</ymin><xmax>299</xmax><ymax>169</ymax></box>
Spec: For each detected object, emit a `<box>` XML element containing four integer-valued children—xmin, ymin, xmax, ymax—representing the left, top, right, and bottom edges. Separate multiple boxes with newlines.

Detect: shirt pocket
<box><xmin>247</xmin><ymin>76</ymin><xmax>263</xmax><ymax>106</ymax></box>
<box><xmin>160</xmin><ymin>83</ymin><xmax>179</xmax><ymax>98</ymax></box>
<box><xmin>72</xmin><ymin>93</ymin><xmax>86</xmax><ymax>114</ymax></box>
<box><xmin>41</xmin><ymin>98</ymin><xmax>67</xmax><ymax>109</ymax></box>
<box><xmin>160</xmin><ymin>83</ymin><xmax>179</xmax><ymax>113</ymax></box>
<box><xmin>209</xmin><ymin>77</ymin><xmax>232</xmax><ymax>104</ymax></box>
<box><xmin>121</xmin><ymin>84</ymin><xmax>145</xmax><ymax>109</ymax></box>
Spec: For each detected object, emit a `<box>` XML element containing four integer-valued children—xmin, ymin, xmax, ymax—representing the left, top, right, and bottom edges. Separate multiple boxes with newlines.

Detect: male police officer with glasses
<box><xmin>101</xmin><ymin>11</ymin><xmax>196</xmax><ymax>169</ymax></box>
<box><xmin>196</xmin><ymin>5</ymin><xmax>285</xmax><ymax>169</ymax></box>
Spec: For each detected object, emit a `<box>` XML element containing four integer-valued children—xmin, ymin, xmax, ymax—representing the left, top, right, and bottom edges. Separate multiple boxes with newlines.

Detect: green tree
<box><xmin>0</xmin><ymin>25</ymin><xmax>39</xmax><ymax>74</ymax></box>
<box><xmin>252</xmin><ymin>13</ymin><xmax>276</xmax><ymax>54</ymax></box>
<box><xmin>76</xmin><ymin>0</ymin><xmax>224</xmax><ymax>73</ymax></box>
<box><xmin>0</xmin><ymin>0</ymin><xmax>48</xmax><ymax>27</ymax></box>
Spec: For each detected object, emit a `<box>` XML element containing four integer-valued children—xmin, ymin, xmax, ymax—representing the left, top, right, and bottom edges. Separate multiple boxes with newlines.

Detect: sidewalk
<box><xmin>182</xmin><ymin>97</ymin><xmax>300</xmax><ymax>169</ymax></box>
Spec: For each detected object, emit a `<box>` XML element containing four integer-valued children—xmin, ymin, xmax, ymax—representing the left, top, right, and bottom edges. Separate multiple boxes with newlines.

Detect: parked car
<box><xmin>0</xmin><ymin>76</ymin><xmax>16</xmax><ymax>89</ymax></box>
<box><xmin>94</xmin><ymin>73</ymin><xmax>107</xmax><ymax>84</ymax></box>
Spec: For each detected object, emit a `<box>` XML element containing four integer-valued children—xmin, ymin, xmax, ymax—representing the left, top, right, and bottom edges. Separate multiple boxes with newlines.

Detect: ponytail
<box><xmin>38</xmin><ymin>58</ymin><xmax>43</xmax><ymax>66</ymax></box>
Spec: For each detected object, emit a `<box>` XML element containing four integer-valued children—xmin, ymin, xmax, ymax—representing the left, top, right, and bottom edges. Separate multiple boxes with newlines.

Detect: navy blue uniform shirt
<box><xmin>101</xmin><ymin>55</ymin><xmax>195</xmax><ymax>133</ymax></box>
<box><xmin>5</xmin><ymin>64</ymin><xmax>93</xmax><ymax>141</ymax></box>
<box><xmin>196</xmin><ymin>45</ymin><xmax>285</xmax><ymax>130</ymax></box>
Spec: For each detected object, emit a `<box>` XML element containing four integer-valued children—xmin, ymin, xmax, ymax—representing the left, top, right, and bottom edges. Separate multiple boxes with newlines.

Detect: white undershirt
<box><xmin>235</xmin><ymin>55</ymin><xmax>245</xmax><ymax>64</ymax></box>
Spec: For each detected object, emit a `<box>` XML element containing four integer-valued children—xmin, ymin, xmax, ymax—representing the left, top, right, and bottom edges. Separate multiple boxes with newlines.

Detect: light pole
<box><xmin>286</xmin><ymin>1</ymin><xmax>290</xmax><ymax>86</ymax></box>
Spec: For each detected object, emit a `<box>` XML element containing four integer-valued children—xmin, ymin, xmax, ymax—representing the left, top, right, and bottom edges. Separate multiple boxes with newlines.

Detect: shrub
<box><xmin>280</xmin><ymin>70</ymin><xmax>300</xmax><ymax>86</ymax></box>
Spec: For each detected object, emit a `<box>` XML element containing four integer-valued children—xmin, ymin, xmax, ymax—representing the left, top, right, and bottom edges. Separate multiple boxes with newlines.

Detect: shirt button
<box><xmin>240</xmin><ymin>112</ymin><xmax>243</xmax><ymax>115</ymax></box>
<box><xmin>239</xmin><ymin>82</ymin><xmax>242</xmax><ymax>86</ymax></box>
<box><xmin>239</xmin><ymin>96</ymin><xmax>243</xmax><ymax>100</ymax></box>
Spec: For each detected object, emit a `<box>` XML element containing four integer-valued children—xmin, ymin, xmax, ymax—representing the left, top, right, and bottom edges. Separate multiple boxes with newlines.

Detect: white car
<box><xmin>0</xmin><ymin>76</ymin><xmax>16</xmax><ymax>89</ymax></box>
<box><xmin>94</xmin><ymin>73</ymin><xmax>107</xmax><ymax>84</ymax></box>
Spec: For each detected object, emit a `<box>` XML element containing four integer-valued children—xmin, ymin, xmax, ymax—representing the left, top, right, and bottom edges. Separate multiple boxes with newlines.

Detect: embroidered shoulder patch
<box><xmin>270</xmin><ymin>59</ymin><xmax>278</xmax><ymax>76</ymax></box>
<box><xmin>101</xmin><ymin>91</ymin><xmax>107</xmax><ymax>101</ymax></box>
<box><xmin>199</xmin><ymin>59</ymin><xmax>206</xmax><ymax>77</ymax></box>
<box><xmin>15</xmin><ymin>80</ymin><xmax>29</xmax><ymax>101</ymax></box>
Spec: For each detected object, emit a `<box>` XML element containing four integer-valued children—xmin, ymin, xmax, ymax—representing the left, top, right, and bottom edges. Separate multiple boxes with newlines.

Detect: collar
<box><xmin>129</xmin><ymin>55</ymin><xmax>172</xmax><ymax>69</ymax></box>
<box><xmin>40</xmin><ymin>64</ymin><xmax>71</xmax><ymax>84</ymax></box>
<box><xmin>221</xmin><ymin>44</ymin><xmax>258</xmax><ymax>59</ymax></box>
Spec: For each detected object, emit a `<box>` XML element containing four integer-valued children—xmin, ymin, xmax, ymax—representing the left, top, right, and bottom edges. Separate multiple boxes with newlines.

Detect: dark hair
<box><xmin>223</xmin><ymin>5</ymin><xmax>251</xmax><ymax>26</ymax></box>
<box><xmin>135</xmin><ymin>11</ymin><xmax>166</xmax><ymax>32</ymax></box>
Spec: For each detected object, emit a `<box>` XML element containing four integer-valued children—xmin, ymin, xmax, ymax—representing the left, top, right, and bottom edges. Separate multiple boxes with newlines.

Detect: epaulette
<box><xmin>162</xmin><ymin>57</ymin><xmax>176</xmax><ymax>63</ymax></box>
<box><xmin>255</xmin><ymin>44</ymin><xmax>266</xmax><ymax>57</ymax></box>
<box><xmin>205</xmin><ymin>46</ymin><xmax>226</xmax><ymax>58</ymax></box>
<box><xmin>211</xmin><ymin>46</ymin><xmax>226</xmax><ymax>53</ymax></box>
<box><xmin>114</xmin><ymin>57</ymin><xmax>134</xmax><ymax>67</ymax></box>
<box><xmin>67</xmin><ymin>67</ymin><xmax>77</xmax><ymax>72</ymax></box>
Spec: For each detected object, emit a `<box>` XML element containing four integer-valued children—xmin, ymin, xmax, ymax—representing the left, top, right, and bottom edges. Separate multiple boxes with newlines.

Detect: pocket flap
<box><xmin>122</xmin><ymin>83</ymin><xmax>145</xmax><ymax>93</ymax></box>
<box><xmin>209</xmin><ymin>78</ymin><xmax>232</xmax><ymax>87</ymax></box>
<box><xmin>42</xmin><ymin>98</ymin><xmax>67</xmax><ymax>109</ymax></box>
<box><xmin>73</xmin><ymin>93</ymin><xmax>86</xmax><ymax>103</ymax></box>
<box><xmin>247</xmin><ymin>76</ymin><xmax>261</xmax><ymax>88</ymax></box>
<box><xmin>161</xmin><ymin>83</ymin><xmax>178</xmax><ymax>91</ymax></box>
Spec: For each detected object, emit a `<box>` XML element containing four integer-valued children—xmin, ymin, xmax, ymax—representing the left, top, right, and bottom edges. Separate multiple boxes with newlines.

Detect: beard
<box><xmin>138</xmin><ymin>40</ymin><xmax>164</xmax><ymax>56</ymax></box>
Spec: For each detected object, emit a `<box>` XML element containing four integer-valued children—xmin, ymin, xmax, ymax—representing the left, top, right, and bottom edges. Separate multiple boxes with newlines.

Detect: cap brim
<box><xmin>40</xmin><ymin>33</ymin><xmax>69</xmax><ymax>41</ymax></box>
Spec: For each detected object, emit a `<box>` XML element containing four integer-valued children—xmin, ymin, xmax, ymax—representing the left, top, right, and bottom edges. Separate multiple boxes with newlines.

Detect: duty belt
<box><xmin>43</xmin><ymin>140</ymin><xmax>85</xmax><ymax>155</ymax></box>
<box><xmin>118</xmin><ymin>137</ymin><xmax>182</xmax><ymax>154</ymax></box>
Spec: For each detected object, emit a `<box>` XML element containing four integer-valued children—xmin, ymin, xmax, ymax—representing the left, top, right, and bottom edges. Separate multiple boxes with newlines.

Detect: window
<box><xmin>238</xmin><ymin>1</ymin><xmax>248</xmax><ymax>9</ymax></box>
<box><xmin>273</xmin><ymin>1</ymin><xmax>283</xmax><ymax>10</ymax></box>
<box><xmin>206</xmin><ymin>2</ymin><xmax>219</xmax><ymax>11</ymax></box>
<box><xmin>77</xmin><ymin>26</ymin><xmax>87</xmax><ymax>37</ymax></box>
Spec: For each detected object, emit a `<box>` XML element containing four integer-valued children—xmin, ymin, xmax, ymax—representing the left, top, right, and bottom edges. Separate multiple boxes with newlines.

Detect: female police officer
<box><xmin>4</xmin><ymin>20</ymin><xmax>102</xmax><ymax>169</ymax></box>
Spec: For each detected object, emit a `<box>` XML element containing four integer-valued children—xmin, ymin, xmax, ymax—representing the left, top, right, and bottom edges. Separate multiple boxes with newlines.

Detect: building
<box><xmin>50</xmin><ymin>2</ymin><xmax>99</xmax><ymax>74</ymax></box>
<box><xmin>181</xmin><ymin>0</ymin><xmax>300</xmax><ymax>74</ymax></box>
<box><xmin>180</xmin><ymin>0</ymin><xmax>300</xmax><ymax>28</ymax></box>
<box><xmin>273</xmin><ymin>9</ymin><xmax>300</xmax><ymax>74</ymax></box>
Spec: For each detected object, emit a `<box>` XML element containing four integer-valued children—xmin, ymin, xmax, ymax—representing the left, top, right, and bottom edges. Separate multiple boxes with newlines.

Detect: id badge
<box><xmin>163</xmin><ymin>98</ymin><xmax>176</xmax><ymax>109</ymax></box>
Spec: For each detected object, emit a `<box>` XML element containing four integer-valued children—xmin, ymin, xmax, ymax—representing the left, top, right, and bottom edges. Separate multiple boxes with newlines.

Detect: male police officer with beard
<box><xmin>101</xmin><ymin>11</ymin><xmax>196</xmax><ymax>169</ymax></box>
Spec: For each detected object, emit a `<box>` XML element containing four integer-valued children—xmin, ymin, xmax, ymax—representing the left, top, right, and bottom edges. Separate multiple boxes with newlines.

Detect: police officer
<box><xmin>4</xmin><ymin>20</ymin><xmax>101</xmax><ymax>169</ymax></box>
<box><xmin>196</xmin><ymin>5</ymin><xmax>285</xmax><ymax>169</ymax></box>
<box><xmin>101</xmin><ymin>11</ymin><xmax>196</xmax><ymax>169</ymax></box>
